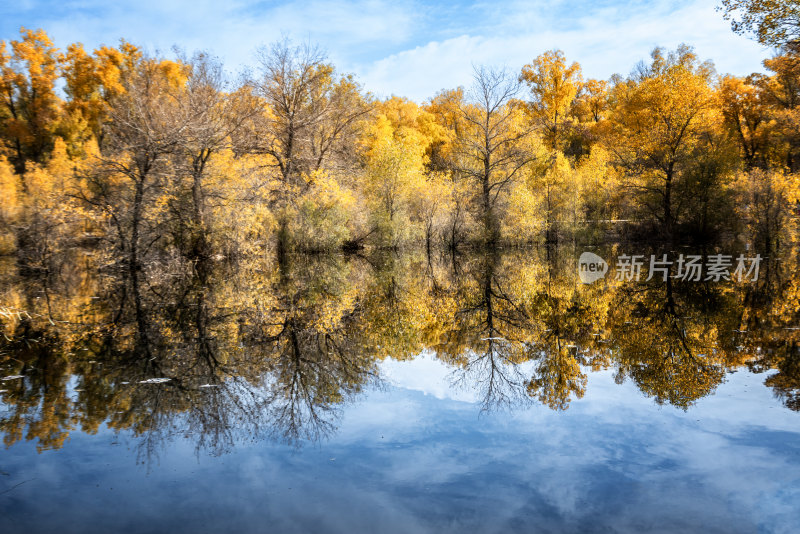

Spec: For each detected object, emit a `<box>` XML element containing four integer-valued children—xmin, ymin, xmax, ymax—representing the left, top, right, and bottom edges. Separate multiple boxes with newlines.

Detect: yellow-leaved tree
<box><xmin>520</xmin><ymin>49</ymin><xmax>582</xmax><ymax>152</ymax></box>
<box><xmin>0</xmin><ymin>28</ymin><xmax>62</xmax><ymax>177</ymax></box>
<box><xmin>0</xmin><ymin>156</ymin><xmax>18</xmax><ymax>253</ymax></box>
<box><xmin>604</xmin><ymin>45</ymin><xmax>717</xmax><ymax>238</ymax></box>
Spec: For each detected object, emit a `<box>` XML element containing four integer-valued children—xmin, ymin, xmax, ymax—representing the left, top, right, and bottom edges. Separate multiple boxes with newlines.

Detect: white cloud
<box><xmin>380</xmin><ymin>350</ymin><xmax>479</xmax><ymax>402</ymax></box>
<box><xmin>356</xmin><ymin>0</ymin><xmax>772</xmax><ymax>101</ymax></box>
<box><xmin>2</xmin><ymin>0</ymin><xmax>773</xmax><ymax>101</ymax></box>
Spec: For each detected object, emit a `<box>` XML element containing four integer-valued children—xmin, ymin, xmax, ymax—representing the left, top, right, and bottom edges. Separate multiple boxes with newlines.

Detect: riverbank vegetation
<box><xmin>0</xmin><ymin>2</ymin><xmax>799</xmax><ymax>272</ymax></box>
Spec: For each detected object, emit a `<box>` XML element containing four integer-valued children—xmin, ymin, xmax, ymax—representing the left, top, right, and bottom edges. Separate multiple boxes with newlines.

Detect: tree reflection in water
<box><xmin>1</xmin><ymin>245</ymin><xmax>799</xmax><ymax>458</ymax></box>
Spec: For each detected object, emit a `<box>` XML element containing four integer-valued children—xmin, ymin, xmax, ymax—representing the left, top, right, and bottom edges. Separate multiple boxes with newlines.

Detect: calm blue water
<box><xmin>2</xmin><ymin>355</ymin><xmax>798</xmax><ymax>534</ymax></box>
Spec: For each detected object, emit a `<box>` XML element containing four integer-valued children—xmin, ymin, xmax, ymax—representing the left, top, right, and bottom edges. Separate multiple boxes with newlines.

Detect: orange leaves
<box><xmin>605</xmin><ymin>46</ymin><xmax>717</xmax><ymax>176</ymax></box>
<box><xmin>520</xmin><ymin>50</ymin><xmax>582</xmax><ymax>119</ymax></box>
<box><xmin>718</xmin><ymin>74</ymin><xmax>771</xmax><ymax>167</ymax></box>
<box><xmin>60</xmin><ymin>41</ymin><xmax>143</xmax><ymax>147</ymax></box>
<box><xmin>0</xmin><ymin>28</ymin><xmax>61</xmax><ymax>170</ymax></box>
<box><xmin>156</xmin><ymin>59</ymin><xmax>189</xmax><ymax>90</ymax></box>
<box><xmin>520</xmin><ymin>50</ymin><xmax>582</xmax><ymax>150</ymax></box>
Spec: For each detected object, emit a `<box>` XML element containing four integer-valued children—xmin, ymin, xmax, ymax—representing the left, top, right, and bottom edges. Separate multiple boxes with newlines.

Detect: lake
<box><xmin>1</xmin><ymin>245</ymin><xmax>799</xmax><ymax>533</ymax></box>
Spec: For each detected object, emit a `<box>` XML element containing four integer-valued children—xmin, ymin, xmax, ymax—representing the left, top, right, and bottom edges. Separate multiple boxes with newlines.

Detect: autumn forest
<box><xmin>0</xmin><ymin>3</ymin><xmax>798</xmax><ymax>269</ymax></box>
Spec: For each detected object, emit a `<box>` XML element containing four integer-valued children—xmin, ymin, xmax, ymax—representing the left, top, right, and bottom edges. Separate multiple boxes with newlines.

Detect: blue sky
<box><xmin>1</xmin><ymin>0</ymin><xmax>774</xmax><ymax>101</ymax></box>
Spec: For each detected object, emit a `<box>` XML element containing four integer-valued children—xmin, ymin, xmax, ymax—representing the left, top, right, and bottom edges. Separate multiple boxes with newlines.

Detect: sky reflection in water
<box><xmin>1</xmin><ymin>248</ymin><xmax>800</xmax><ymax>533</ymax></box>
<box><xmin>2</xmin><ymin>362</ymin><xmax>799</xmax><ymax>533</ymax></box>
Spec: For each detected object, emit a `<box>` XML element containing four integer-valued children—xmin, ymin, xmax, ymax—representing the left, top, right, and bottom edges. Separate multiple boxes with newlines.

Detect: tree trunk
<box><xmin>664</xmin><ymin>165</ymin><xmax>674</xmax><ymax>240</ymax></box>
<box><xmin>482</xmin><ymin>159</ymin><xmax>498</xmax><ymax>246</ymax></box>
<box><xmin>130</xmin><ymin>175</ymin><xmax>145</xmax><ymax>273</ymax></box>
<box><xmin>191</xmin><ymin>153</ymin><xmax>210</xmax><ymax>258</ymax></box>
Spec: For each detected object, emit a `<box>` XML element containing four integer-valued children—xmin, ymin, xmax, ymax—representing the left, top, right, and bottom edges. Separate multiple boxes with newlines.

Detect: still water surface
<box><xmin>1</xmin><ymin>247</ymin><xmax>799</xmax><ymax>533</ymax></box>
